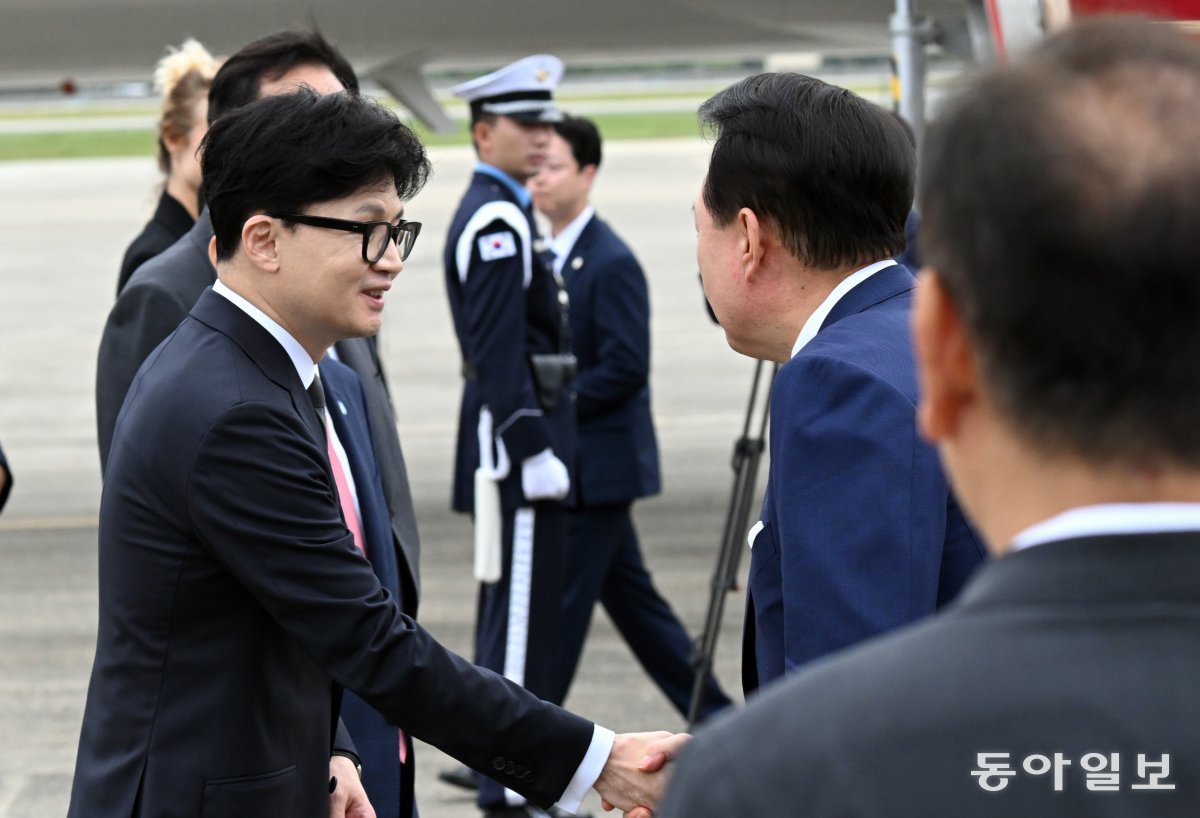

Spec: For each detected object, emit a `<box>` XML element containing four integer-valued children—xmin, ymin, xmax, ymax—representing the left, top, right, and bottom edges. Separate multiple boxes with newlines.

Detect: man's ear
<box><xmin>913</xmin><ymin>270</ymin><xmax>978</xmax><ymax>443</ymax></box>
<box><xmin>241</xmin><ymin>215</ymin><xmax>281</xmax><ymax>273</ymax></box>
<box><xmin>735</xmin><ymin>207</ymin><xmax>765</xmax><ymax>279</ymax></box>
<box><xmin>581</xmin><ymin>163</ymin><xmax>599</xmax><ymax>191</ymax></box>
<box><xmin>472</xmin><ymin>119</ymin><xmax>492</xmax><ymax>151</ymax></box>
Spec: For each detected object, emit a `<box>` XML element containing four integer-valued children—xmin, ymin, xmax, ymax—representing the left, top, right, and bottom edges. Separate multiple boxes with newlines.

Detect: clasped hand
<box><xmin>593</xmin><ymin>732</ymin><xmax>691</xmax><ymax>818</ymax></box>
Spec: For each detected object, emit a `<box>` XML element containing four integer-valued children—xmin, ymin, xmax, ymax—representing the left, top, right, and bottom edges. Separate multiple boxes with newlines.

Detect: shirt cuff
<box><xmin>555</xmin><ymin>724</ymin><xmax>615</xmax><ymax>813</ymax></box>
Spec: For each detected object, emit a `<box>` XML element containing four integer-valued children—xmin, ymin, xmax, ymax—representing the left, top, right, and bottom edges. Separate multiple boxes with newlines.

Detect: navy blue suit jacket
<box><xmin>744</xmin><ymin>264</ymin><xmax>985</xmax><ymax>691</ymax></box>
<box><xmin>321</xmin><ymin>359</ymin><xmax>407</xmax><ymax>817</ymax></box>
<box><xmin>69</xmin><ymin>288</ymin><xmax>593</xmax><ymax>818</ymax></box>
<box><xmin>561</xmin><ymin>214</ymin><xmax>659</xmax><ymax>506</ymax></box>
<box><xmin>444</xmin><ymin>171</ymin><xmax>576</xmax><ymax>512</ymax></box>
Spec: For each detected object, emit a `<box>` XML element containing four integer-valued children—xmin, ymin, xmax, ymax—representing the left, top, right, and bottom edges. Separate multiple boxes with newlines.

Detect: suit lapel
<box><xmin>189</xmin><ymin>287</ymin><xmax>324</xmax><ymax>442</ymax></box>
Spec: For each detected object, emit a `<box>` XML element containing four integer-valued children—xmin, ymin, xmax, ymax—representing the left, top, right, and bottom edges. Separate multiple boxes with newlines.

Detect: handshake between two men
<box><xmin>594</xmin><ymin>732</ymin><xmax>690</xmax><ymax>817</ymax></box>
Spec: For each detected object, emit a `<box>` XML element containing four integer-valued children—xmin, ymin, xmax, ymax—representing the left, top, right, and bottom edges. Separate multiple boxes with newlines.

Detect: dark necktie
<box><xmin>307</xmin><ymin>374</ymin><xmax>326</xmax><ymax>417</ymax></box>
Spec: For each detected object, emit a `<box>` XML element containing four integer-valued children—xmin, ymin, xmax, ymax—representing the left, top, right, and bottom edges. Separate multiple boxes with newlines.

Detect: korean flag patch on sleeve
<box><xmin>478</xmin><ymin>230</ymin><xmax>517</xmax><ymax>261</ymax></box>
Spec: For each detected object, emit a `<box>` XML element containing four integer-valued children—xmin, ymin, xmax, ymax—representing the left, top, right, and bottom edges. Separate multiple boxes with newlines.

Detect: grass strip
<box><xmin>0</xmin><ymin>110</ymin><xmax>705</xmax><ymax>161</ymax></box>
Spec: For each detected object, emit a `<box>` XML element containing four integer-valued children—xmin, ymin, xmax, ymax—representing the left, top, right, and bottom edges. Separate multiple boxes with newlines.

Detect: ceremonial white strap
<box><xmin>476</xmin><ymin>407</ymin><xmax>511</xmax><ymax>480</ymax></box>
<box><xmin>456</xmin><ymin>200</ymin><xmax>532</xmax><ymax>288</ymax></box>
<box><xmin>502</xmin><ymin>507</ymin><xmax>536</xmax><ymax>805</ymax></box>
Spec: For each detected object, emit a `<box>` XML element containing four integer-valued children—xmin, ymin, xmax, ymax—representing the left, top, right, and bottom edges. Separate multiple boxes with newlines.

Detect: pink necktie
<box><xmin>325</xmin><ymin>415</ymin><xmax>366</xmax><ymax>557</ymax></box>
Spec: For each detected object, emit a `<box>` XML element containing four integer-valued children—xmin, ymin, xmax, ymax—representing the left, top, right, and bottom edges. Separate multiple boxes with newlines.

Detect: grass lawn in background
<box><xmin>0</xmin><ymin>109</ymin><xmax>705</xmax><ymax>161</ymax></box>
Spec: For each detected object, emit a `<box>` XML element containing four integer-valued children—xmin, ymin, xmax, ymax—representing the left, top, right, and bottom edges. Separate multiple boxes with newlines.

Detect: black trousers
<box><xmin>554</xmin><ymin>503</ymin><xmax>731</xmax><ymax>720</ymax></box>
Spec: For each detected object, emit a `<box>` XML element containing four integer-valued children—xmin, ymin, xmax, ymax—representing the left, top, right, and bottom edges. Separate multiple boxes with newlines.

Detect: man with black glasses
<box><xmin>70</xmin><ymin>88</ymin><xmax>679</xmax><ymax>818</ymax></box>
<box><xmin>93</xmin><ymin>28</ymin><xmax>428</xmax><ymax>818</ymax></box>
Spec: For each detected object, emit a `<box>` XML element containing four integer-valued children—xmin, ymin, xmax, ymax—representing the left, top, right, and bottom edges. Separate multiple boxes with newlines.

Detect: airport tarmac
<box><xmin>0</xmin><ymin>137</ymin><xmax>761</xmax><ymax>816</ymax></box>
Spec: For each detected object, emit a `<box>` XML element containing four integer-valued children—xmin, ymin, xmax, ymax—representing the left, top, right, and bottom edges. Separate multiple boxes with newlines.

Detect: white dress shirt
<box><xmin>549</xmin><ymin>205</ymin><xmax>595</xmax><ymax>275</ymax></box>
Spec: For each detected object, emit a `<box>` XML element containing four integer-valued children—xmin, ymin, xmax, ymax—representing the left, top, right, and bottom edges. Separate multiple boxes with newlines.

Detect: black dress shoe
<box><xmin>437</xmin><ymin>763</ymin><xmax>478</xmax><ymax>790</ymax></box>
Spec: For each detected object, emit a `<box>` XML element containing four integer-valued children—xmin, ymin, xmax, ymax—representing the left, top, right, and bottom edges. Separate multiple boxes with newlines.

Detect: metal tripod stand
<box><xmin>686</xmin><ymin>359</ymin><xmax>777</xmax><ymax>727</ymax></box>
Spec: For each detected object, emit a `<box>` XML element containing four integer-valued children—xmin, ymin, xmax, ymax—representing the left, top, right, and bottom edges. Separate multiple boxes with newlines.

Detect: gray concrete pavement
<box><xmin>0</xmin><ymin>139</ymin><xmax>760</xmax><ymax>817</ymax></box>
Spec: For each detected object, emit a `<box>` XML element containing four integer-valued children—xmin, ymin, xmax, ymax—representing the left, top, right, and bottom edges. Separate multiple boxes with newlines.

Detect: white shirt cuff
<box><xmin>555</xmin><ymin>724</ymin><xmax>615</xmax><ymax>813</ymax></box>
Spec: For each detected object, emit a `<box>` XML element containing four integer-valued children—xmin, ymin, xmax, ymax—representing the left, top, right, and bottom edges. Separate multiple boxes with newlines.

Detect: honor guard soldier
<box><xmin>442</xmin><ymin>55</ymin><xmax>581</xmax><ymax>818</ymax></box>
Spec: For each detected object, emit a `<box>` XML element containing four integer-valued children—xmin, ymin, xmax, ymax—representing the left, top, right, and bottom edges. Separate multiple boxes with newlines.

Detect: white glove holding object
<box><xmin>521</xmin><ymin>448</ymin><xmax>570</xmax><ymax>501</ymax></box>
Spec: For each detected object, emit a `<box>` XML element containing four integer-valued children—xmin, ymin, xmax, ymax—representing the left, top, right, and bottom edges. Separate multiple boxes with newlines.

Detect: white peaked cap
<box><xmin>451</xmin><ymin>54</ymin><xmax>564</xmax><ymax>123</ymax></box>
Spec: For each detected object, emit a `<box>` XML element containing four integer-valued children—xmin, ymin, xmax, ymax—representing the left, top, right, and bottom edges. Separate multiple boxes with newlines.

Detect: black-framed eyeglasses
<box><xmin>269</xmin><ymin>212</ymin><xmax>422</xmax><ymax>263</ymax></box>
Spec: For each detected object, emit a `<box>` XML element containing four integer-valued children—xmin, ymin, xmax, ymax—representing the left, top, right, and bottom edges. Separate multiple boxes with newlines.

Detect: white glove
<box><xmin>521</xmin><ymin>448</ymin><xmax>570</xmax><ymax>501</ymax></box>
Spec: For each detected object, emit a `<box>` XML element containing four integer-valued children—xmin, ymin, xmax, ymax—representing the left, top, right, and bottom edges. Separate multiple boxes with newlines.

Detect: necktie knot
<box><xmin>308</xmin><ymin>374</ymin><xmax>326</xmax><ymax>413</ymax></box>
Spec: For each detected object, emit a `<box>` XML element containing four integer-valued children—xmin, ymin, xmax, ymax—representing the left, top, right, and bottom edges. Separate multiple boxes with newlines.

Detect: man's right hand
<box><xmin>593</xmin><ymin>732</ymin><xmax>690</xmax><ymax>818</ymax></box>
<box><xmin>521</xmin><ymin>448</ymin><xmax>570</xmax><ymax>501</ymax></box>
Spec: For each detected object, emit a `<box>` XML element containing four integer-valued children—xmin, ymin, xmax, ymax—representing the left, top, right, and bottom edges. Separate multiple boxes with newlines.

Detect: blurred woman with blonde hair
<box><xmin>116</xmin><ymin>38</ymin><xmax>220</xmax><ymax>293</ymax></box>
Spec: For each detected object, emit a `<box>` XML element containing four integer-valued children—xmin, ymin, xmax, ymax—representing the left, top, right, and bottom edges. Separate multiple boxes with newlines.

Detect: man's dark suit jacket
<box><xmin>69</xmin><ymin>289</ymin><xmax>593</xmax><ymax>817</ymax></box>
<box><xmin>745</xmin><ymin>263</ymin><xmax>984</xmax><ymax>690</ymax></box>
<box><xmin>661</xmin><ymin>532</ymin><xmax>1200</xmax><ymax>817</ymax></box>
<box><xmin>0</xmin><ymin>441</ymin><xmax>11</xmax><ymax>512</ymax></box>
<box><xmin>95</xmin><ymin>210</ymin><xmax>421</xmax><ymax>609</ymax></box>
<box><xmin>562</xmin><ymin>214</ymin><xmax>659</xmax><ymax>506</ymax></box>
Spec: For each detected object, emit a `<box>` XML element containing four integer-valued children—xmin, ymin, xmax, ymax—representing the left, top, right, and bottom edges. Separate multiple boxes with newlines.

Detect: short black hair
<box><xmin>920</xmin><ymin>20</ymin><xmax>1200</xmax><ymax>467</ymax></box>
<box><xmin>553</xmin><ymin>115</ymin><xmax>602</xmax><ymax>169</ymax></box>
<box><xmin>201</xmin><ymin>89</ymin><xmax>430</xmax><ymax>260</ymax></box>
<box><xmin>207</xmin><ymin>28</ymin><xmax>358</xmax><ymax>125</ymax></box>
<box><xmin>698</xmin><ymin>73</ymin><xmax>914</xmax><ymax>270</ymax></box>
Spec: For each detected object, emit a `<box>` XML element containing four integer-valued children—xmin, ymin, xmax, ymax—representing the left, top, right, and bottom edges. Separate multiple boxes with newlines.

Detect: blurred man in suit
<box><xmin>70</xmin><ymin>88</ymin><xmax>678</xmax><ymax>818</ymax></box>
<box><xmin>529</xmin><ymin>115</ymin><xmax>730</xmax><ymax>719</ymax></box>
<box><xmin>92</xmin><ymin>29</ymin><xmax>423</xmax><ymax>816</ymax></box>
<box><xmin>658</xmin><ymin>20</ymin><xmax>1200</xmax><ymax>817</ymax></box>
<box><xmin>692</xmin><ymin>71</ymin><xmax>984</xmax><ymax>692</ymax></box>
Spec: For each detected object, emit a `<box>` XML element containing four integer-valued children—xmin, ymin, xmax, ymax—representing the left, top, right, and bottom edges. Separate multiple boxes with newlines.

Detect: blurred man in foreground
<box><xmin>659</xmin><ymin>20</ymin><xmax>1200</xmax><ymax>817</ymax></box>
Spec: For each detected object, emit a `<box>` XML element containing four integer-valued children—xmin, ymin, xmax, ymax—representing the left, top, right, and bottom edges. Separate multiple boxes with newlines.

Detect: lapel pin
<box><xmin>571</xmin><ymin>256</ymin><xmax>583</xmax><ymax>270</ymax></box>
<box><xmin>338</xmin><ymin>400</ymin><xmax>348</xmax><ymax>416</ymax></box>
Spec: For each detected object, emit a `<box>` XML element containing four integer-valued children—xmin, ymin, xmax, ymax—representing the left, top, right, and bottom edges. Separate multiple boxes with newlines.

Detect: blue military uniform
<box><xmin>444</xmin><ymin>163</ymin><xmax>576</xmax><ymax>810</ymax></box>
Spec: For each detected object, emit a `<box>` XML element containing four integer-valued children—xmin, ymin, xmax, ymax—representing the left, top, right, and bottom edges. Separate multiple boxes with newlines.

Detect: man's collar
<box><xmin>213</xmin><ymin>279</ymin><xmax>318</xmax><ymax>387</ymax></box>
<box><xmin>1012</xmin><ymin>503</ymin><xmax>1200</xmax><ymax>551</ymax></box>
<box><xmin>790</xmin><ymin>260</ymin><xmax>897</xmax><ymax>358</ymax></box>
<box><xmin>550</xmin><ymin>205</ymin><xmax>594</xmax><ymax>273</ymax></box>
<box><xmin>475</xmin><ymin>162</ymin><xmax>532</xmax><ymax>208</ymax></box>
